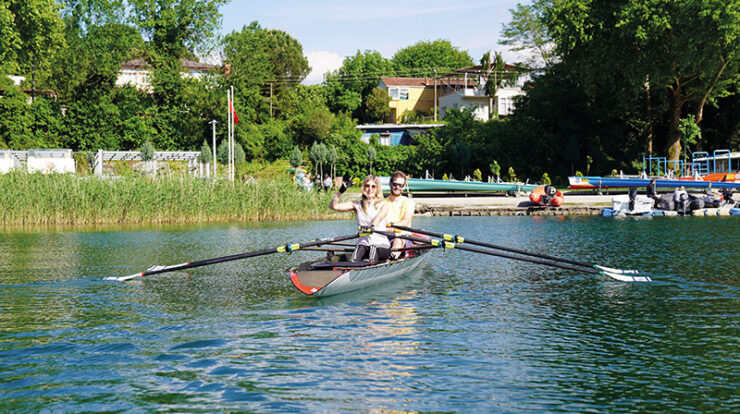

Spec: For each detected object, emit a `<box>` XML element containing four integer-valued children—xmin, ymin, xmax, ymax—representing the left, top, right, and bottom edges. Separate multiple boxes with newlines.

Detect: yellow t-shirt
<box><xmin>386</xmin><ymin>196</ymin><xmax>414</xmax><ymax>225</ymax></box>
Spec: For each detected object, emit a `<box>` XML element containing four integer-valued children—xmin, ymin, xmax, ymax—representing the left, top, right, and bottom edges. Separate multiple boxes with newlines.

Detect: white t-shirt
<box><xmin>354</xmin><ymin>201</ymin><xmax>390</xmax><ymax>248</ymax></box>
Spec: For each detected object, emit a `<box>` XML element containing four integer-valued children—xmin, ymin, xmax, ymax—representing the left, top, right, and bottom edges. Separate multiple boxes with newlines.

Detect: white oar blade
<box><xmin>104</xmin><ymin>273</ymin><xmax>143</xmax><ymax>282</ymax></box>
<box><xmin>594</xmin><ymin>265</ymin><xmax>641</xmax><ymax>275</ymax></box>
<box><xmin>601</xmin><ymin>270</ymin><xmax>652</xmax><ymax>282</ymax></box>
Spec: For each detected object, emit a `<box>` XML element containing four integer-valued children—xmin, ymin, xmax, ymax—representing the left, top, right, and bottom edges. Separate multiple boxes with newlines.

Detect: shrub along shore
<box><xmin>0</xmin><ymin>172</ymin><xmax>347</xmax><ymax>226</ymax></box>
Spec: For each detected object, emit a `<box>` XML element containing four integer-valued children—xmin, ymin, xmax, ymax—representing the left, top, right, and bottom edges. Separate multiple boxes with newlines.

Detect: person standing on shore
<box><xmin>385</xmin><ymin>171</ymin><xmax>415</xmax><ymax>258</ymax></box>
<box><xmin>329</xmin><ymin>175</ymin><xmax>391</xmax><ymax>262</ymax></box>
<box><xmin>646</xmin><ymin>178</ymin><xmax>660</xmax><ymax>207</ymax></box>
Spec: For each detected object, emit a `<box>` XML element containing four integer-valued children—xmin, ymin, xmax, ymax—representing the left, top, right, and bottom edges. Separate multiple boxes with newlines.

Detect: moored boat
<box><xmin>289</xmin><ymin>251</ymin><xmax>427</xmax><ymax>297</ymax></box>
<box><xmin>529</xmin><ymin>185</ymin><xmax>564</xmax><ymax>206</ymax></box>
<box><xmin>608</xmin><ymin>194</ymin><xmax>654</xmax><ymax>216</ymax></box>
<box><xmin>379</xmin><ymin>176</ymin><xmax>538</xmax><ymax>193</ymax></box>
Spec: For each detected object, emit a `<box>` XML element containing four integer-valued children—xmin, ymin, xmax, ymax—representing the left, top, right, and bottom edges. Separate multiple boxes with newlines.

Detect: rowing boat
<box><xmin>289</xmin><ymin>251</ymin><xmax>427</xmax><ymax>297</ymax></box>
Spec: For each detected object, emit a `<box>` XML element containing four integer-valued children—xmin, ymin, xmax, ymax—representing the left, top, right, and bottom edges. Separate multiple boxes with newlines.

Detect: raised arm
<box><xmin>371</xmin><ymin>202</ymin><xmax>390</xmax><ymax>227</ymax></box>
<box><xmin>329</xmin><ymin>179</ymin><xmax>355</xmax><ymax>212</ymax></box>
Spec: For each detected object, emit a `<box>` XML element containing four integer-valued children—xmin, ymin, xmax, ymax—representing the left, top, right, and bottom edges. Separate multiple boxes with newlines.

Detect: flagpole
<box><xmin>231</xmin><ymin>85</ymin><xmax>236</xmax><ymax>181</ymax></box>
<box><xmin>227</xmin><ymin>88</ymin><xmax>233</xmax><ymax>182</ymax></box>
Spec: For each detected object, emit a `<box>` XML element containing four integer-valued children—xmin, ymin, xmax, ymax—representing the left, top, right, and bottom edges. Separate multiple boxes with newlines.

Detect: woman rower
<box><xmin>330</xmin><ymin>174</ymin><xmax>391</xmax><ymax>263</ymax></box>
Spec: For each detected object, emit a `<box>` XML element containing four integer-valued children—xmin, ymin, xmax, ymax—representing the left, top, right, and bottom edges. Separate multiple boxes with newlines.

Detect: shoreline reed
<box><xmin>0</xmin><ymin>172</ymin><xmax>349</xmax><ymax>226</ymax></box>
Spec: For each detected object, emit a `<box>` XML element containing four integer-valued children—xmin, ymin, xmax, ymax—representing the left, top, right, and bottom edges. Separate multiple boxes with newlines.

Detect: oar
<box><xmin>105</xmin><ymin>233</ymin><xmax>360</xmax><ymax>282</ymax></box>
<box><xmin>374</xmin><ymin>230</ymin><xmax>650</xmax><ymax>282</ymax></box>
<box><xmin>390</xmin><ymin>225</ymin><xmax>650</xmax><ymax>281</ymax></box>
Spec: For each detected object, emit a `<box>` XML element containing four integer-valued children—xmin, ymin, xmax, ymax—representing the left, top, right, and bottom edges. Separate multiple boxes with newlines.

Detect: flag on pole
<box><xmin>230</xmin><ymin>99</ymin><xmax>239</xmax><ymax>124</ymax></box>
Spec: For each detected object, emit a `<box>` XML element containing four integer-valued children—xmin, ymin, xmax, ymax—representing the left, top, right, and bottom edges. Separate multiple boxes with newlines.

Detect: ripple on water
<box><xmin>0</xmin><ymin>217</ymin><xmax>738</xmax><ymax>412</ymax></box>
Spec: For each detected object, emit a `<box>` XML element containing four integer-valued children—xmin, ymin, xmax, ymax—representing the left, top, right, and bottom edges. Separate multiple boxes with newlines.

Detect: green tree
<box><xmin>216</xmin><ymin>140</ymin><xmax>245</xmax><ymax>165</ymax></box>
<box><xmin>289</xmin><ymin>147</ymin><xmax>302</xmax><ymax>168</ymax></box>
<box><xmin>678</xmin><ymin>115</ymin><xmax>702</xmax><ymax>162</ymax></box>
<box><xmin>310</xmin><ymin>141</ymin><xmax>329</xmax><ymax>178</ymax></box>
<box><xmin>365</xmin><ymin>86</ymin><xmax>391</xmax><ymax>123</ymax></box>
<box><xmin>198</xmin><ymin>140</ymin><xmax>212</xmax><ymax>164</ymax></box>
<box><xmin>297</xmin><ymin>106</ymin><xmax>334</xmax><ymax>145</ymax></box>
<box><xmin>324</xmin><ymin>50</ymin><xmax>395</xmax><ymax>122</ymax></box>
<box><xmin>129</xmin><ymin>0</ymin><xmax>226</xmax><ymax>58</ymax></box>
<box><xmin>542</xmin><ymin>0</ymin><xmax>740</xmax><ymax>161</ymax></box>
<box><xmin>0</xmin><ymin>3</ymin><xmax>21</xmax><ymax>73</ymax></box>
<box><xmin>222</xmin><ymin>21</ymin><xmax>310</xmax><ymax>122</ymax></box>
<box><xmin>473</xmin><ymin>168</ymin><xmax>482</xmax><ymax>181</ymax></box>
<box><xmin>507</xmin><ymin>167</ymin><xmax>517</xmax><ymax>183</ymax></box>
<box><xmin>366</xmin><ymin>146</ymin><xmax>376</xmax><ymax>173</ymax></box>
<box><xmin>500</xmin><ymin>3</ymin><xmax>554</xmax><ymax>68</ymax></box>
<box><xmin>4</xmin><ymin>0</ymin><xmax>66</xmax><ymax>95</ymax></box>
<box><xmin>52</xmin><ymin>22</ymin><xmax>144</xmax><ymax>98</ymax></box>
<box><xmin>140</xmin><ymin>140</ymin><xmax>155</xmax><ymax>160</ymax></box>
<box><xmin>392</xmin><ymin>39</ymin><xmax>473</xmax><ymax>77</ymax></box>
<box><xmin>490</xmin><ymin>160</ymin><xmax>501</xmax><ymax>181</ymax></box>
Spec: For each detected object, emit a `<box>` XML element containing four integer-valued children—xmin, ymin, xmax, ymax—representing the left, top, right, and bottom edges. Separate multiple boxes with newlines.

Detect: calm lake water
<box><xmin>1</xmin><ymin>216</ymin><xmax>738</xmax><ymax>413</ymax></box>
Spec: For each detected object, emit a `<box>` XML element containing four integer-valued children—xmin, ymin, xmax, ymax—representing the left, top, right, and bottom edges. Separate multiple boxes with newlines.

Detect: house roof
<box><xmin>121</xmin><ymin>58</ymin><xmax>218</xmax><ymax>72</ymax></box>
<box><xmin>380</xmin><ymin>76</ymin><xmax>476</xmax><ymax>88</ymax></box>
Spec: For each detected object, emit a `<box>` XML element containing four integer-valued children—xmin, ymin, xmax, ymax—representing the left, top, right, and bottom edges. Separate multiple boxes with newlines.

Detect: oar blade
<box><xmin>594</xmin><ymin>265</ymin><xmax>640</xmax><ymax>275</ymax></box>
<box><xmin>601</xmin><ymin>270</ymin><xmax>652</xmax><ymax>282</ymax></box>
<box><xmin>104</xmin><ymin>272</ymin><xmax>144</xmax><ymax>282</ymax></box>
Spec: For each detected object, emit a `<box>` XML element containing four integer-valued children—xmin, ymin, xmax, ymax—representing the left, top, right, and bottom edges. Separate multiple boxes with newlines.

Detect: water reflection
<box><xmin>0</xmin><ymin>216</ymin><xmax>738</xmax><ymax>412</ymax></box>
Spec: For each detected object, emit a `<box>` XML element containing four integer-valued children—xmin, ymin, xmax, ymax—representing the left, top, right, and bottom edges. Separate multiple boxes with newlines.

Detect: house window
<box><xmin>389</xmin><ymin>88</ymin><xmax>399</xmax><ymax>100</ymax></box>
<box><xmin>399</xmin><ymin>88</ymin><xmax>409</xmax><ymax>100</ymax></box>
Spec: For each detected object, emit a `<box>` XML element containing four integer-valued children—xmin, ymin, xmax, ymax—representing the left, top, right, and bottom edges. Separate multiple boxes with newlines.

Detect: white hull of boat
<box><xmin>290</xmin><ymin>254</ymin><xmax>425</xmax><ymax>297</ymax></box>
<box><xmin>611</xmin><ymin>194</ymin><xmax>653</xmax><ymax>215</ymax></box>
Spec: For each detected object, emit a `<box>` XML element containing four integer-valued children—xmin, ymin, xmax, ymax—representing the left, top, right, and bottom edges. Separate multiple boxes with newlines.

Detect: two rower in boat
<box><xmin>329</xmin><ymin>171</ymin><xmax>416</xmax><ymax>263</ymax></box>
<box><xmin>330</xmin><ymin>174</ymin><xmax>391</xmax><ymax>262</ymax></box>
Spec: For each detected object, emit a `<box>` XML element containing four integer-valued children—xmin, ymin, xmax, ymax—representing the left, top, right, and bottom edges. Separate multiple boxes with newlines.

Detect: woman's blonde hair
<box><xmin>360</xmin><ymin>174</ymin><xmax>384</xmax><ymax>213</ymax></box>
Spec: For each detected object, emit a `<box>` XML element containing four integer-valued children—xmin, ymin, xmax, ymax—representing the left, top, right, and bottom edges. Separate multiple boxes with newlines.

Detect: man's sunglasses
<box><xmin>391</xmin><ymin>182</ymin><xmax>404</xmax><ymax>188</ymax></box>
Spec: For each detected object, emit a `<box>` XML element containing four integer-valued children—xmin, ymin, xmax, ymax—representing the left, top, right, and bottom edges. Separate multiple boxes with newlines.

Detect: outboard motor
<box><xmin>722</xmin><ymin>189</ymin><xmax>735</xmax><ymax>206</ymax></box>
<box><xmin>540</xmin><ymin>185</ymin><xmax>556</xmax><ymax>206</ymax></box>
<box><xmin>659</xmin><ymin>193</ymin><xmax>674</xmax><ymax>211</ymax></box>
<box><xmin>689</xmin><ymin>195</ymin><xmax>705</xmax><ymax>211</ymax></box>
<box><xmin>676</xmin><ymin>193</ymin><xmax>690</xmax><ymax>215</ymax></box>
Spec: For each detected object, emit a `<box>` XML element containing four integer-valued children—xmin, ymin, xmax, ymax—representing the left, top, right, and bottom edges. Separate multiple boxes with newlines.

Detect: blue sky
<box><xmin>220</xmin><ymin>0</ymin><xmax>529</xmax><ymax>84</ymax></box>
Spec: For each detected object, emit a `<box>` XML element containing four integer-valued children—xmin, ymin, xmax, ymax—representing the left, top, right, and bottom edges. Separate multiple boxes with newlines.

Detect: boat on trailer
<box><xmin>569</xmin><ymin>149</ymin><xmax>740</xmax><ymax>190</ymax></box>
<box><xmin>289</xmin><ymin>250</ymin><xmax>427</xmax><ymax>297</ymax></box>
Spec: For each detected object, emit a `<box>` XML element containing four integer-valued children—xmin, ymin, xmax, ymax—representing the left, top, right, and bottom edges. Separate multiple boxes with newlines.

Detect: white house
<box><xmin>116</xmin><ymin>58</ymin><xmax>218</xmax><ymax>91</ymax></box>
<box><xmin>437</xmin><ymin>63</ymin><xmax>527</xmax><ymax>122</ymax></box>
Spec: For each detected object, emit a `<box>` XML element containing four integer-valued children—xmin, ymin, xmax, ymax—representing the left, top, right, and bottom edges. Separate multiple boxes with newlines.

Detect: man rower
<box><xmin>385</xmin><ymin>171</ymin><xmax>415</xmax><ymax>258</ymax></box>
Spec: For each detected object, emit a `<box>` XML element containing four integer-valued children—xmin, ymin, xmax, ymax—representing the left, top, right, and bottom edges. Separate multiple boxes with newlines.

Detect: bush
<box><xmin>541</xmin><ymin>172</ymin><xmax>551</xmax><ymax>185</ymax></box>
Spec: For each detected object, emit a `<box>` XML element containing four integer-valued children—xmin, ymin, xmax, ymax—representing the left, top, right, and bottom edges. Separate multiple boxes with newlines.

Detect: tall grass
<box><xmin>0</xmin><ymin>172</ymin><xmax>349</xmax><ymax>225</ymax></box>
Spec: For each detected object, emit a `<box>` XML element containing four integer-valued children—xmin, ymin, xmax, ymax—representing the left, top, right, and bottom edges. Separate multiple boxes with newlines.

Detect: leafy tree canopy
<box><xmin>392</xmin><ymin>39</ymin><xmax>473</xmax><ymax>77</ymax></box>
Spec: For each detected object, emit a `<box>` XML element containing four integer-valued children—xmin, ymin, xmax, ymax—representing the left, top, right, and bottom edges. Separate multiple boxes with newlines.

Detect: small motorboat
<box><xmin>529</xmin><ymin>185</ymin><xmax>564</xmax><ymax>207</ymax></box>
<box><xmin>610</xmin><ymin>194</ymin><xmax>654</xmax><ymax>215</ymax></box>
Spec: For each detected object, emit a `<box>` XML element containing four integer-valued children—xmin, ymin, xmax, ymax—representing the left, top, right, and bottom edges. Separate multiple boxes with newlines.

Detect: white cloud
<box><xmin>304</xmin><ymin>50</ymin><xmax>345</xmax><ymax>85</ymax></box>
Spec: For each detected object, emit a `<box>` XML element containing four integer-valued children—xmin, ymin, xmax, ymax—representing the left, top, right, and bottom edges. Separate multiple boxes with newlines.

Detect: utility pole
<box><xmin>433</xmin><ymin>69</ymin><xmax>438</xmax><ymax>121</ymax></box>
<box><xmin>209</xmin><ymin>120</ymin><xmax>218</xmax><ymax>181</ymax></box>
